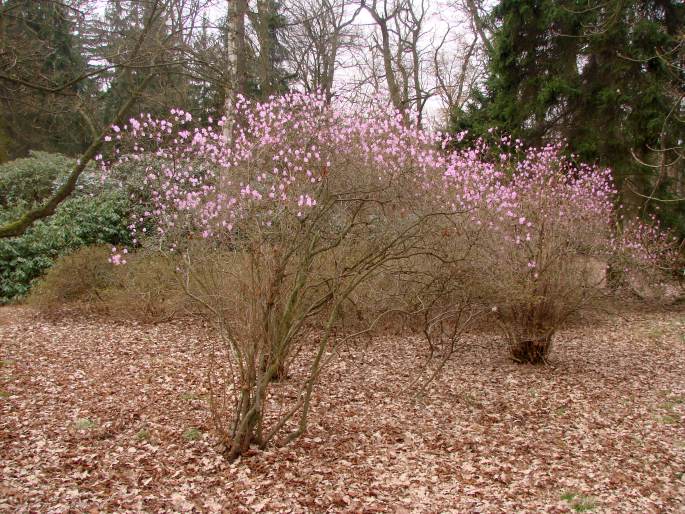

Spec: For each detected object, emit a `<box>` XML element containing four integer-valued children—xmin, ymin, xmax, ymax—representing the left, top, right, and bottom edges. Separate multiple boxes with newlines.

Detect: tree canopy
<box><xmin>453</xmin><ymin>0</ymin><xmax>685</xmax><ymax>234</ymax></box>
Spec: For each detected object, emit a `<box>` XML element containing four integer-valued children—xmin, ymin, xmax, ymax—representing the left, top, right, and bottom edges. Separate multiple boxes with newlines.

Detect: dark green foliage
<box><xmin>454</xmin><ymin>0</ymin><xmax>685</xmax><ymax>235</ymax></box>
<box><xmin>0</xmin><ymin>193</ymin><xmax>130</xmax><ymax>303</ymax></box>
<box><xmin>0</xmin><ymin>0</ymin><xmax>91</xmax><ymax>158</ymax></box>
<box><xmin>100</xmin><ymin>1</ymin><xmax>195</xmax><ymax>122</ymax></box>
<box><xmin>0</xmin><ymin>151</ymin><xmax>73</xmax><ymax>210</ymax></box>
<box><xmin>0</xmin><ymin>153</ymin><xmax>130</xmax><ymax>302</ymax></box>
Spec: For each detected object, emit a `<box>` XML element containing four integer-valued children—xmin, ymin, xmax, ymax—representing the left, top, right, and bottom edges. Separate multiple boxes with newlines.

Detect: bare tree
<box><xmin>431</xmin><ymin>29</ymin><xmax>483</xmax><ymax>126</ymax></box>
<box><xmin>460</xmin><ymin>0</ymin><xmax>493</xmax><ymax>54</ymax></box>
<box><xmin>361</xmin><ymin>0</ymin><xmax>407</xmax><ymax>118</ymax></box>
<box><xmin>359</xmin><ymin>0</ymin><xmax>482</xmax><ymax>127</ymax></box>
<box><xmin>282</xmin><ymin>0</ymin><xmax>361</xmax><ymax>102</ymax></box>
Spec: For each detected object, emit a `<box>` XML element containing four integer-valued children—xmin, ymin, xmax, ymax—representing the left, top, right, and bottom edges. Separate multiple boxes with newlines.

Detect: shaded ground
<box><xmin>1</xmin><ymin>306</ymin><xmax>684</xmax><ymax>513</ymax></box>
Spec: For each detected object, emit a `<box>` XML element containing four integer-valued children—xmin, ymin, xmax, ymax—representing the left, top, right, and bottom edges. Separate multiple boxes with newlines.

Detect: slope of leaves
<box><xmin>0</xmin><ymin>306</ymin><xmax>683</xmax><ymax>513</ymax></box>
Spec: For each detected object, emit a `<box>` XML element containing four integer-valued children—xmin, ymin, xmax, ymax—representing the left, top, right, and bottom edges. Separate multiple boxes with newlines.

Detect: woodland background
<box><xmin>0</xmin><ymin>2</ymin><xmax>683</xmax><ymax>278</ymax></box>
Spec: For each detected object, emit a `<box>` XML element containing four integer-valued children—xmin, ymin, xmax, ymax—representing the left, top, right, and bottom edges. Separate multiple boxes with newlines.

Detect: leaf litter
<box><xmin>1</xmin><ymin>306</ymin><xmax>683</xmax><ymax>512</ymax></box>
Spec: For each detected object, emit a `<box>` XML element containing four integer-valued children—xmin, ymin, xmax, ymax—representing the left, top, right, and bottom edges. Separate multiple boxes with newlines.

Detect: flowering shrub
<box><xmin>104</xmin><ymin>93</ymin><xmax>468</xmax><ymax>459</ymax></box>
<box><xmin>103</xmin><ymin>93</ymin><xmax>680</xmax><ymax>456</ymax></box>
<box><xmin>611</xmin><ymin>215</ymin><xmax>682</xmax><ymax>287</ymax></box>
<box><xmin>446</xmin><ymin>142</ymin><xmax>680</xmax><ymax>363</ymax></box>
<box><xmin>459</xmin><ymin>145</ymin><xmax>617</xmax><ymax>362</ymax></box>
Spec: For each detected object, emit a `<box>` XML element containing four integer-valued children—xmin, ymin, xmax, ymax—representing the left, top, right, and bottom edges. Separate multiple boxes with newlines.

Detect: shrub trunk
<box><xmin>510</xmin><ymin>334</ymin><xmax>552</xmax><ymax>364</ymax></box>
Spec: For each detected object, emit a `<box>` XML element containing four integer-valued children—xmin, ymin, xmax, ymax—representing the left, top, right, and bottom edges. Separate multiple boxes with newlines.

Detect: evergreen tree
<box><xmin>454</xmin><ymin>0</ymin><xmax>685</xmax><ymax>234</ymax></box>
<box><xmin>0</xmin><ymin>0</ymin><xmax>91</xmax><ymax>158</ymax></box>
<box><xmin>100</xmin><ymin>0</ymin><xmax>196</xmax><ymax>122</ymax></box>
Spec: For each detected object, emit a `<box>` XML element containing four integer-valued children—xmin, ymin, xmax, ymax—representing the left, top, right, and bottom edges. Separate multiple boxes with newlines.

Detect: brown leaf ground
<box><xmin>1</xmin><ymin>306</ymin><xmax>684</xmax><ymax>513</ymax></box>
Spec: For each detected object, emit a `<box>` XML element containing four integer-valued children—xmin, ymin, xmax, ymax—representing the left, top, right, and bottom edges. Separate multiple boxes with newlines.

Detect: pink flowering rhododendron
<box><xmin>102</xmin><ymin>94</ymin><xmax>678</xmax><ymax>336</ymax></box>
<box><xmin>104</xmin><ymin>93</ymin><xmax>464</xmax><ymax>256</ymax></box>
<box><xmin>608</xmin><ymin>214</ymin><xmax>682</xmax><ymax>296</ymax></box>
<box><xmin>460</xmin><ymin>144</ymin><xmax>619</xmax><ymax>362</ymax></box>
<box><xmin>102</xmin><ymin>92</ymin><xmax>479</xmax><ymax>459</ymax></box>
<box><xmin>99</xmin><ymin>93</ymin><xmax>680</xmax><ymax>455</ymax></box>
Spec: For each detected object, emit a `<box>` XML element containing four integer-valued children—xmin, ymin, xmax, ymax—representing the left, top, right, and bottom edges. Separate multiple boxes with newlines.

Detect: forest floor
<box><xmin>1</xmin><ymin>305</ymin><xmax>684</xmax><ymax>513</ymax></box>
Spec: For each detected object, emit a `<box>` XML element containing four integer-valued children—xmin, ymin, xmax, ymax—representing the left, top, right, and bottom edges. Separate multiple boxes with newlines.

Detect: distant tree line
<box><xmin>0</xmin><ymin>0</ymin><xmax>683</xmax><ymax>238</ymax></box>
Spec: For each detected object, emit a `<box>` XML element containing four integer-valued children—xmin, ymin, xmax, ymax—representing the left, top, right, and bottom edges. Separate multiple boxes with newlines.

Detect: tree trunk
<box><xmin>257</xmin><ymin>0</ymin><xmax>272</xmax><ymax>97</ymax></box>
<box><xmin>223</xmin><ymin>0</ymin><xmax>247</xmax><ymax>143</ymax></box>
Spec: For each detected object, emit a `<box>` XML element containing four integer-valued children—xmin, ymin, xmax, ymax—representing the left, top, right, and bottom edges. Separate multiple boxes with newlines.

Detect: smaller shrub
<box><xmin>102</xmin><ymin>251</ymin><xmax>188</xmax><ymax>323</ymax></box>
<box><xmin>465</xmin><ymin>143</ymin><xmax>681</xmax><ymax>363</ymax></box>
<box><xmin>610</xmin><ymin>216</ymin><xmax>682</xmax><ymax>300</ymax></box>
<box><xmin>29</xmin><ymin>245</ymin><xmax>189</xmax><ymax>323</ymax></box>
<box><xmin>459</xmin><ymin>146</ymin><xmax>617</xmax><ymax>363</ymax></box>
<box><xmin>27</xmin><ymin>245</ymin><xmax>117</xmax><ymax>310</ymax></box>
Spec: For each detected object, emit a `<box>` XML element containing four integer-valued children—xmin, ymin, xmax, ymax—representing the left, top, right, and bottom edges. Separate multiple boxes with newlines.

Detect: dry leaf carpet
<box><xmin>1</xmin><ymin>306</ymin><xmax>684</xmax><ymax>513</ymax></box>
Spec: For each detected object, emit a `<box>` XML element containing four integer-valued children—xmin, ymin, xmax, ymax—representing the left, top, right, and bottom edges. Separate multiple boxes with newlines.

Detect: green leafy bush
<box><xmin>0</xmin><ymin>151</ymin><xmax>73</xmax><ymax>211</ymax></box>
<box><xmin>0</xmin><ymin>152</ymin><xmax>131</xmax><ymax>303</ymax></box>
<box><xmin>29</xmin><ymin>245</ymin><xmax>190</xmax><ymax>323</ymax></box>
